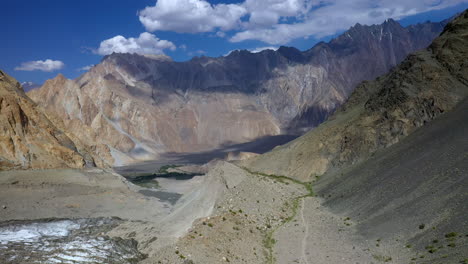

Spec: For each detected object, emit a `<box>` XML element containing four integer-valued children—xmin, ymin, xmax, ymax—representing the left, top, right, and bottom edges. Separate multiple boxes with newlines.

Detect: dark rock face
<box><xmin>244</xmin><ymin>11</ymin><xmax>468</xmax><ymax>182</ymax></box>
<box><xmin>313</xmin><ymin>14</ymin><xmax>468</xmax><ymax>264</ymax></box>
<box><xmin>29</xmin><ymin>19</ymin><xmax>448</xmax><ymax>165</ymax></box>
<box><xmin>305</xmin><ymin>18</ymin><xmax>448</xmax><ymax>95</ymax></box>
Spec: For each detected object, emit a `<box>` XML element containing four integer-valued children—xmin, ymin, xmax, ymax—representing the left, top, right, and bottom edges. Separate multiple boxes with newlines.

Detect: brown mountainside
<box><xmin>0</xmin><ymin>70</ymin><xmax>107</xmax><ymax>170</ymax></box>
<box><xmin>29</xmin><ymin>19</ymin><xmax>447</xmax><ymax>166</ymax></box>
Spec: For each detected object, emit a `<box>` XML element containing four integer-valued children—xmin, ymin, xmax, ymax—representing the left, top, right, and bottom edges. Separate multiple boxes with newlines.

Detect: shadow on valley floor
<box><xmin>162</xmin><ymin>134</ymin><xmax>299</xmax><ymax>163</ymax></box>
<box><xmin>114</xmin><ymin>134</ymin><xmax>298</xmax><ymax>176</ymax></box>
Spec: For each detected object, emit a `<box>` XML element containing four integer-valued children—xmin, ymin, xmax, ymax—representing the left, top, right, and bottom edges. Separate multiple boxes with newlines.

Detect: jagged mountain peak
<box><xmin>29</xmin><ymin>17</ymin><xmax>449</xmax><ymax>166</ymax></box>
<box><xmin>54</xmin><ymin>73</ymin><xmax>67</xmax><ymax>80</ymax></box>
<box><xmin>243</xmin><ymin>12</ymin><xmax>468</xmax><ymax>264</ymax></box>
<box><xmin>0</xmin><ymin>70</ymin><xmax>23</xmax><ymax>93</ymax></box>
<box><xmin>41</xmin><ymin>74</ymin><xmax>69</xmax><ymax>89</ymax></box>
<box><xmin>141</xmin><ymin>53</ymin><xmax>173</xmax><ymax>61</ymax></box>
<box><xmin>223</xmin><ymin>49</ymin><xmax>258</xmax><ymax>60</ymax></box>
<box><xmin>346</xmin><ymin>18</ymin><xmax>401</xmax><ymax>35</ymax></box>
<box><xmin>0</xmin><ymin>70</ymin><xmax>107</xmax><ymax>170</ymax></box>
<box><xmin>276</xmin><ymin>46</ymin><xmax>306</xmax><ymax>62</ymax></box>
<box><xmin>101</xmin><ymin>52</ymin><xmax>173</xmax><ymax>67</ymax></box>
<box><xmin>326</xmin><ymin>17</ymin><xmax>445</xmax><ymax>49</ymax></box>
<box><xmin>92</xmin><ymin>18</ymin><xmax>446</xmax><ymax>79</ymax></box>
<box><xmin>245</xmin><ymin>10</ymin><xmax>468</xmax><ymax>181</ymax></box>
<box><xmin>382</xmin><ymin>17</ymin><xmax>399</xmax><ymax>25</ymax></box>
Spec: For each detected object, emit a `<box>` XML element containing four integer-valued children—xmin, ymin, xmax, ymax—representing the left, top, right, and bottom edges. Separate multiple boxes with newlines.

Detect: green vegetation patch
<box><xmin>127</xmin><ymin>164</ymin><xmax>202</xmax><ymax>189</ymax></box>
<box><xmin>242</xmin><ymin>167</ymin><xmax>315</xmax><ymax>264</ymax></box>
<box><xmin>158</xmin><ymin>164</ymin><xmax>182</xmax><ymax>174</ymax></box>
<box><xmin>445</xmin><ymin>232</ymin><xmax>458</xmax><ymax>238</ymax></box>
<box><xmin>242</xmin><ymin>167</ymin><xmax>314</xmax><ymax>197</ymax></box>
<box><xmin>373</xmin><ymin>255</ymin><xmax>392</xmax><ymax>262</ymax></box>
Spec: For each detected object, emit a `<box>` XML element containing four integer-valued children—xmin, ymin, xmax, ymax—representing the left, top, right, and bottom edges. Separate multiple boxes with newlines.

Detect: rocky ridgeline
<box><xmin>0</xmin><ymin>71</ymin><xmax>107</xmax><ymax>170</ymax></box>
<box><xmin>244</xmin><ymin>11</ymin><xmax>468</xmax><ymax>181</ymax></box>
<box><xmin>27</xmin><ymin>19</ymin><xmax>446</xmax><ymax>166</ymax></box>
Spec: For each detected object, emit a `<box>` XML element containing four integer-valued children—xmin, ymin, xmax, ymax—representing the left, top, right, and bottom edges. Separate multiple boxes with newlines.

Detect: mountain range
<box><xmin>27</xmin><ymin>18</ymin><xmax>448</xmax><ymax>166</ymax></box>
<box><xmin>244</xmin><ymin>14</ymin><xmax>467</xmax><ymax>181</ymax></box>
<box><xmin>241</xmin><ymin>11</ymin><xmax>468</xmax><ymax>264</ymax></box>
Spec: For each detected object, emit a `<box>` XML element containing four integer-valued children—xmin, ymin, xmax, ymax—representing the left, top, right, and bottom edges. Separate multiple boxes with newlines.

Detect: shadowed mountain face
<box><xmin>0</xmin><ymin>71</ymin><xmax>107</xmax><ymax>170</ymax></box>
<box><xmin>244</xmin><ymin>11</ymin><xmax>468</xmax><ymax>182</ymax></box>
<box><xmin>29</xmin><ymin>19</ymin><xmax>447</xmax><ymax>166</ymax></box>
<box><xmin>243</xmin><ymin>11</ymin><xmax>468</xmax><ymax>263</ymax></box>
<box><xmin>315</xmin><ymin>98</ymin><xmax>468</xmax><ymax>264</ymax></box>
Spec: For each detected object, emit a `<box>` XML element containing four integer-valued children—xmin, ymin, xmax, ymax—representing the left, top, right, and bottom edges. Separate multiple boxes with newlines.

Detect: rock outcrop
<box><xmin>29</xmin><ymin>19</ymin><xmax>447</xmax><ymax>166</ymax></box>
<box><xmin>244</xmin><ymin>11</ymin><xmax>468</xmax><ymax>181</ymax></box>
<box><xmin>0</xmin><ymin>71</ymin><xmax>107</xmax><ymax>170</ymax></box>
<box><xmin>0</xmin><ymin>70</ymin><xmax>107</xmax><ymax>170</ymax></box>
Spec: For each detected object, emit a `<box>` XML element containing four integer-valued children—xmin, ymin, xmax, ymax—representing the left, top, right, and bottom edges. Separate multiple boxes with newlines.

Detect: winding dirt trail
<box><xmin>300</xmin><ymin>198</ymin><xmax>310</xmax><ymax>264</ymax></box>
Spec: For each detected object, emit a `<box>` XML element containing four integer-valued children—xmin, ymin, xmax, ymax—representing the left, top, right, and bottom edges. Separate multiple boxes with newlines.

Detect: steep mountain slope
<box><xmin>29</xmin><ymin>19</ymin><xmax>447</xmax><ymax>166</ymax></box>
<box><xmin>315</xmin><ymin>97</ymin><xmax>468</xmax><ymax>264</ymax></box>
<box><xmin>293</xmin><ymin>18</ymin><xmax>449</xmax><ymax>128</ymax></box>
<box><xmin>0</xmin><ymin>70</ymin><xmax>105</xmax><ymax>170</ymax></box>
<box><xmin>244</xmin><ymin>13</ymin><xmax>468</xmax><ymax>181</ymax></box>
<box><xmin>240</xmin><ymin>11</ymin><xmax>468</xmax><ymax>264</ymax></box>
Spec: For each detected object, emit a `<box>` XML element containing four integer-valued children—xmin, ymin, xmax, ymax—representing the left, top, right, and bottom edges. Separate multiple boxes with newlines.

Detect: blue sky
<box><xmin>1</xmin><ymin>0</ymin><xmax>467</xmax><ymax>84</ymax></box>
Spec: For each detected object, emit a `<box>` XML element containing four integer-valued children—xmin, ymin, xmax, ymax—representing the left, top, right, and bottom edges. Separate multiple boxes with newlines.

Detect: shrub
<box><xmin>445</xmin><ymin>232</ymin><xmax>458</xmax><ymax>238</ymax></box>
<box><xmin>373</xmin><ymin>255</ymin><xmax>392</xmax><ymax>262</ymax></box>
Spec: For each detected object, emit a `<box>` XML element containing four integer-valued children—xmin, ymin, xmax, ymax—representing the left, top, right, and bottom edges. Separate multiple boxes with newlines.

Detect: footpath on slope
<box><xmin>243</xmin><ymin>169</ymin><xmax>400</xmax><ymax>264</ymax></box>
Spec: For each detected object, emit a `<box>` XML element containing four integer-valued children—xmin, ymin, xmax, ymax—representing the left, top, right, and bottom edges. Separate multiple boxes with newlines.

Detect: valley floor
<box><xmin>1</xmin><ymin>163</ymin><xmax>384</xmax><ymax>264</ymax></box>
<box><xmin>0</xmin><ymin>140</ymin><xmax>466</xmax><ymax>264</ymax></box>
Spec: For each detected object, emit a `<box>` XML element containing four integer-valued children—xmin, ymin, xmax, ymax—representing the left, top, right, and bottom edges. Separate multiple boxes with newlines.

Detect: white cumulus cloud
<box><xmin>15</xmin><ymin>59</ymin><xmax>65</xmax><ymax>72</ymax></box>
<box><xmin>230</xmin><ymin>0</ymin><xmax>468</xmax><ymax>44</ymax></box>
<box><xmin>243</xmin><ymin>0</ymin><xmax>308</xmax><ymax>28</ymax></box>
<box><xmin>138</xmin><ymin>0</ymin><xmax>467</xmax><ymax>45</ymax></box>
<box><xmin>138</xmin><ymin>0</ymin><xmax>247</xmax><ymax>33</ymax></box>
<box><xmin>96</xmin><ymin>32</ymin><xmax>176</xmax><ymax>55</ymax></box>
